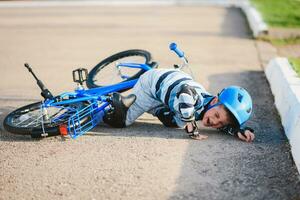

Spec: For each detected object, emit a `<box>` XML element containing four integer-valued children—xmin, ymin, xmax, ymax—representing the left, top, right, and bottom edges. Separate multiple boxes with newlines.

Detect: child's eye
<box><xmin>215</xmin><ymin>113</ymin><xmax>220</xmax><ymax>119</ymax></box>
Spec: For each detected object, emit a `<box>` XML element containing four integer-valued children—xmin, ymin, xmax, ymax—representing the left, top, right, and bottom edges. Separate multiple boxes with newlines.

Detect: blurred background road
<box><xmin>0</xmin><ymin>2</ymin><xmax>299</xmax><ymax>200</ymax></box>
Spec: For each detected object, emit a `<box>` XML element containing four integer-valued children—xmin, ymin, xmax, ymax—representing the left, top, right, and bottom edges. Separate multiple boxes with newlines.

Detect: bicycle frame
<box><xmin>8</xmin><ymin>43</ymin><xmax>188</xmax><ymax>139</ymax></box>
<box><xmin>41</xmin><ymin>62</ymin><xmax>152</xmax><ymax>139</ymax></box>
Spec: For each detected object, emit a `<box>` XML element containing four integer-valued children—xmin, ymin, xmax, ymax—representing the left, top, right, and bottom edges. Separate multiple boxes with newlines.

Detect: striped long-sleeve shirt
<box><xmin>144</xmin><ymin>69</ymin><xmax>253</xmax><ymax>137</ymax></box>
<box><xmin>149</xmin><ymin>69</ymin><xmax>212</xmax><ymax>127</ymax></box>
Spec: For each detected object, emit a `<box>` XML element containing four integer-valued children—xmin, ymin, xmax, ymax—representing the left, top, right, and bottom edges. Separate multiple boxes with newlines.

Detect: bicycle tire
<box><xmin>87</xmin><ymin>49</ymin><xmax>153</xmax><ymax>89</ymax></box>
<box><xmin>3</xmin><ymin>100</ymin><xmax>89</xmax><ymax>137</ymax></box>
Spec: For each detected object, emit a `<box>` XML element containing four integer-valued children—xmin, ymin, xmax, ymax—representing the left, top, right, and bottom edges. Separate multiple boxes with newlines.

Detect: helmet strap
<box><xmin>207</xmin><ymin>102</ymin><xmax>222</xmax><ymax>111</ymax></box>
<box><xmin>206</xmin><ymin>96</ymin><xmax>222</xmax><ymax>111</ymax></box>
<box><xmin>195</xmin><ymin>96</ymin><xmax>220</xmax><ymax>121</ymax></box>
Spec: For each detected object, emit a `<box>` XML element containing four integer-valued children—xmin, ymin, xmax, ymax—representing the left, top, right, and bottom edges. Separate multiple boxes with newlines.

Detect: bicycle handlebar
<box><xmin>24</xmin><ymin>63</ymin><xmax>54</xmax><ymax>99</ymax></box>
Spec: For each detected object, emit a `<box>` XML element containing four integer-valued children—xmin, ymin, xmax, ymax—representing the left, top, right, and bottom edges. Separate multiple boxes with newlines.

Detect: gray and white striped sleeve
<box><xmin>173</xmin><ymin>84</ymin><xmax>200</xmax><ymax>122</ymax></box>
<box><xmin>177</xmin><ymin>93</ymin><xmax>196</xmax><ymax>121</ymax></box>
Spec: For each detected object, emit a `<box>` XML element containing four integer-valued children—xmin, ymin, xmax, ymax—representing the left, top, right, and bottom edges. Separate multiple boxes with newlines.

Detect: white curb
<box><xmin>265</xmin><ymin>58</ymin><xmax>300</xmax><ymax>172</ymax></box>
<box><xmin>239</xmin><ymin>1</ymin><xmax>268</xmax><ymax>38</ymax></box>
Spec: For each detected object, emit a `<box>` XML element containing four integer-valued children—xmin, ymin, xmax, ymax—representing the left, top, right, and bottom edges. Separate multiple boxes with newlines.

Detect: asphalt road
<box><xmin>0</xmin><ymin>5</ymin><xmax>300</xmax><ymax>200</ymax></box>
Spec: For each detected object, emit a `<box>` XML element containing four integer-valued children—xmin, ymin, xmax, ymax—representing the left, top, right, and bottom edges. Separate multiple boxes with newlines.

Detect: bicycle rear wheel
<box><xmin>3</xmin><ymin>99</ymin><xmax>89</xmax><ymax>138</ymax></box>
<box><xmin>87</xmin><ymin>49</ymin><xmax>153</xmax><ymax>89</ymax></box>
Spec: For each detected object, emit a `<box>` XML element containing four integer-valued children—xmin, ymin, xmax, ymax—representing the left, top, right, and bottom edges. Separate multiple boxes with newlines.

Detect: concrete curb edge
<box><xmin>239</xmin><ymin>1</ymin><xmax>268</xmax><ymax>38</ymax></box>
<box><xmin>265</xmin><ymin>57</ymin><xmax>300</xmax><ymax>173</ymax></box>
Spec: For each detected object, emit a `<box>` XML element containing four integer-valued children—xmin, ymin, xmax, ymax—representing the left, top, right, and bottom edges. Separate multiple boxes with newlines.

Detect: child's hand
<box><xmin>237</xmin><ymin>130</ymin><xmax>255</xmax><ymax>142</ymax></box>
<box><xmin>190</xmin><ymin>134</ymin><xmax>208</xmax><ymax>140</ymax></box>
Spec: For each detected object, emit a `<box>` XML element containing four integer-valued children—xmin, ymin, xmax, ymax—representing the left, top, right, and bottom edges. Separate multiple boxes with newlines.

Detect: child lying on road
<box><xmin>103</xmin><ymin>69</ymin><xmax>255</xmax><ymax>142</ymax></box>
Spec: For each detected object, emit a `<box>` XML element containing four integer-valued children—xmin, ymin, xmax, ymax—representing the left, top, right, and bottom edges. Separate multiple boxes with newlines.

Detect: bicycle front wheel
<box><xmin>3</xmin><ymin>100</ymin><xmax>89</xmax><ymax>137</ymax></box>
<box><xmin>87</xmin><ymin>49</ymin><xmax>152</xmax><ymax>89</ymax></box>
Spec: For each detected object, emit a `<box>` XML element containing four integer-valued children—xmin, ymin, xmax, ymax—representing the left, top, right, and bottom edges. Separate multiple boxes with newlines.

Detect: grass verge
<box><xmin>251</xmin><ymin>0</ymin><xmax>300</xmax><ymax>28</ymax></box>
<box><xmin>289</xmin><ymin>57</ymin><xmax>300</xmax><ymax>77</ymax></box>
<box><xmin>259</xmin><ymin>35</ymin><xmax>300</xmax><ymax>46</ymax></box>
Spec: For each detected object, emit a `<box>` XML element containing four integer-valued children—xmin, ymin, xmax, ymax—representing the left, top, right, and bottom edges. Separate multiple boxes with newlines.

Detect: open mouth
<box><xmin>207</xmin><ymin>118</ymin><xmax>211</xmax><ymax>126</ymax></box>
<box><xmin>207</xmin><ymin>118</ymin><xmax>216</xmax><ymax>127</ymax></box>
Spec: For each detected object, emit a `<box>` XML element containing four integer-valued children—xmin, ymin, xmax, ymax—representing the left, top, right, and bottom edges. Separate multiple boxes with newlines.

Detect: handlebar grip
<box><xmin>169</xmin><ymin>42</ymin><xmax>184</xmax><ymax>58</ymax></box>
<box><xmin>24</xmin><ymin>63</ymin><xmax>31</xmax><ymax>71</ymax></box>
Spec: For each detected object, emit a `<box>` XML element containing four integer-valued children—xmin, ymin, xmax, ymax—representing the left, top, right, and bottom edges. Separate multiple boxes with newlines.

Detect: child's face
<box><xmin>202</xmin><ymin>98</ymin><xmax>231</xmax><ymax>128</ymax></box>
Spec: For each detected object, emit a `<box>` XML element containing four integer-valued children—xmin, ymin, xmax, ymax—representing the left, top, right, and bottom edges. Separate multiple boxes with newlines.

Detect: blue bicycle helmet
<box><xmin>218</xmin><ymin>86</ymin><xmax>252</xmax><ymax>126</ymax></box>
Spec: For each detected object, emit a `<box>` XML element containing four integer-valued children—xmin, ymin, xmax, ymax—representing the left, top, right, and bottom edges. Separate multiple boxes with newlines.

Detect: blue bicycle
<box><xmin>3</xmin><ymin>43</ymin><xmax>188</xmax><ymax>139</ymax></box>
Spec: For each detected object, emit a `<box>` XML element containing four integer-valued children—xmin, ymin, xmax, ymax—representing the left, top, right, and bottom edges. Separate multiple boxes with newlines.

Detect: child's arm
<box><xmin>218</xmin><ymin>126</ymin><xmax>255</xmax><ymax>142</ymax></box>
<box><xmin>237</xmin><ymin>129</ymin><xmax>255</xmax><ymax>142</ymax></box>
<box><xmin>184</xmin><ymin>122</ymin><xmax>208</xmax><ymax>140</ymax></box>
<box><xmin>174</xmin><ymin>84</ymin><xmax>202</xmax><ymax>122</ymax></box>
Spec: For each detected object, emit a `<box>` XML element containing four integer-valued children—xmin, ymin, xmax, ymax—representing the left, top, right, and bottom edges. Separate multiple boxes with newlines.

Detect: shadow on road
<box><xmin>168</xmin><ymin>70</ymin><xmax>300</xmax><ymax>200</ymax></box>
<box><xmin>220</xmin><ymin>7</ymin><xmax>252</xmax><ymax>39</ymax></box>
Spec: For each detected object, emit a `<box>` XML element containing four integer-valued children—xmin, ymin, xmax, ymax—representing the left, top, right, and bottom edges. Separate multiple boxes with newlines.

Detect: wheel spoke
<box><xmin>24</xmin><ymin>114</ymin><xmax>43</xmax><ymax>127</ymax></box>
<box><xmin>15</xmin><ymin>111</ymin><xmax>43</xmax><ymax>127</ymax></box>
<box><xmin>13</xmin><ymin>105</ymin><xmax>80</xmax><ymax>128</ymax></box>
<box><xmin>87</xmin><ymin>50</ymin><xmax>151</xmax><ymax>88</ymax></box>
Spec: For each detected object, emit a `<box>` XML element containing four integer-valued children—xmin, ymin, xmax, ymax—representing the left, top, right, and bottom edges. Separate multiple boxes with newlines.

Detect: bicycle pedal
<box><xmin>72</xmin><ymin>68</ymin><xmax>88</xmax><ymax>85</ymax></box>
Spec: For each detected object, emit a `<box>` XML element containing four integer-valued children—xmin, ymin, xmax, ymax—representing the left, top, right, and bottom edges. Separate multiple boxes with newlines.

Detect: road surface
<box><xmin>0</xmin><ymin>4</ymin><xmax>299</xmax><ymax>200</ymax></box>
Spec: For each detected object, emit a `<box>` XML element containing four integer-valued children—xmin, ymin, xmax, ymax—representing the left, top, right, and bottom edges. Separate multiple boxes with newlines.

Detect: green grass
<box><xmin>259</xmin><ymin>35</ymin><xmax>300</xmax><ymax>46</ymax></box>
<box><xmin>289</xmin><ymin>57</ymin><xmax>300</xmax><ymax>76</ymax></box>
<box><xmin>251</xmin><ymin>0</ymin><xmax>300</xmax><ymax>28</ymax></box>
<box><xmin>270</xmin><ymin>36</ymin><xmax>300</xmax><ymax>46</ymax></box>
